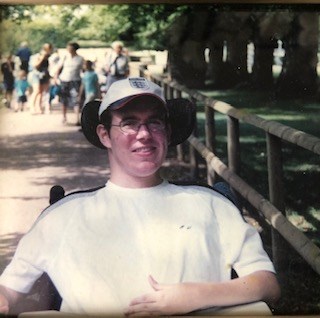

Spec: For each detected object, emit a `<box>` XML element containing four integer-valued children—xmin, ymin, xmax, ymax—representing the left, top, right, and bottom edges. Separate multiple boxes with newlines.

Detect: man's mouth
<box><xmin>133</xmin><ymin>146</ymin><xmax>156</xmax><ymax>153</ymax></box>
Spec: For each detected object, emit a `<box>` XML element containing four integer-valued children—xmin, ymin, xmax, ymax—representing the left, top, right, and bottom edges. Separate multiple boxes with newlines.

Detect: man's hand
<box><xmin>0</xmin><ymin>285</ymin><xmax>23</xmax><ymax>315</ymax></box>
<box><xmin>0</xmin><ymin>293</ymin><xmax>9</xmax><ymax>315</ymax></box>
<box><xmin>124</xmin><ymin>271</ymin><xmax>280</xmax><ymax>316</ymax></box>
<box><xmin>124</xmin><ymin>275</ymin><xmax>202</xmax><ymax>316</ymax></box>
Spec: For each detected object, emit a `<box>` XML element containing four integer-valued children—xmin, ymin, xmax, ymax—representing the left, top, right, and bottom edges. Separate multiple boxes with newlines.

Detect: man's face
<box><xmin>67</xmin><ymin>45</ymin><xmax>75</xmax><ymax>54</ymax></box>
<box><xmin>114</xmin><ymin>45</ymin><xmax>122</xmax><ymax>55</ymax></box>
<box><xmin>98</xmin><ymin>100</ymin><xmax>169</xmax><ymax>186</ymax></box>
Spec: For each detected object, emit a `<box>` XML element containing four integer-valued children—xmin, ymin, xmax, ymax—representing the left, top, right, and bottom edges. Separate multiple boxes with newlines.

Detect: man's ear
<box><xmin>96</xmin><ymin>124</ymin><xmax>111</xmax><ymax>149</ymax></box>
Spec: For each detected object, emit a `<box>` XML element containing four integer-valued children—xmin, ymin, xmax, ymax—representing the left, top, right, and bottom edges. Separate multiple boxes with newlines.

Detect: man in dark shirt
<box><xmin>16</xmin><ymin>41</ymin><xmax>32</xmax><ymax>74</ymax></box>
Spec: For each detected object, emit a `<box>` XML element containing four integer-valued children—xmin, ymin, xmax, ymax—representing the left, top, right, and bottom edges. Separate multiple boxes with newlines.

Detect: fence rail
<box><xmin>140</xmin><ymin>68</ymin><xmax>320</xmax><ymax>275</ymax></box>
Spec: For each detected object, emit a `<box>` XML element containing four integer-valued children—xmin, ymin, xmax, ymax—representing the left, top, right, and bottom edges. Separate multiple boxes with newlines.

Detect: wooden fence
<box><xmin>140</xmin><ymin>68</ymin><xmax>320</xmax><ymax>275</ymax></box>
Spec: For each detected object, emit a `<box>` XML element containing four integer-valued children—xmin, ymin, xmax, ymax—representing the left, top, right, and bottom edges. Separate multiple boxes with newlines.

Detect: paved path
<box><xmin>0</xmin><ymin>105</ymin><xmax>110</xmax><ymax>238</ymax></box>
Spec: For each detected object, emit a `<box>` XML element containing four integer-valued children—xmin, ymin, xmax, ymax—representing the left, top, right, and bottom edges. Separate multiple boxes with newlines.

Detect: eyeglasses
<box><xmin>111</xmin><ymin>119</ymin><xmax>166</xmax><ymax>135</ymax></box>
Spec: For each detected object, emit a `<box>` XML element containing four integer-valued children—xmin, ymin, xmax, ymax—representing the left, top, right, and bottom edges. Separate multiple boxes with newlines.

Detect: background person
<box><xmin>48</xmin><ymin>48</ymin><xmax>62</xmax><ymax>108</ymax></box>
<box><xmin>0</xmin><ymin>78</ymin><xmax>280</xmax><ymax>316</ymax></box>
<box><xmin>29</xmin><ymin>43</ymin><xmax>53</xmax><ymax>114</ymax></box>
<box><xmin>105</xmin><ymin>40</ymin><xmax>129</xmax><ymax>91</ymax></box>
<box><xmin>1</xmin><ymin>53</ymin><xmax>15</xmax><ymax>109</ymax></box>
<box><xmin>16</xmin><ymin>41</ymin><xmax>32</xmax><ymax>74</ymax></box>
<box><xmin>56</xmin><ymin>42</ymin><xmax>84</xmax><ymax>125</ymax></box>
<box><xmin>14</xmin><ymin>70</ymin><xmax>30</xmax><ymax>112</ymax></box>
<box><xmin>79</xmin><ymin>60</ymin><xmax>101</xmax><ymax>106</ymax></box>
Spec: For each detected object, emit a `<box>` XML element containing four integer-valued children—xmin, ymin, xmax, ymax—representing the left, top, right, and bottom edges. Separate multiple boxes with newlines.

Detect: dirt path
<box><xmin>0</xmin><ymin>105</ymin><xmax>111</xmax><ymax>269</ymax></box>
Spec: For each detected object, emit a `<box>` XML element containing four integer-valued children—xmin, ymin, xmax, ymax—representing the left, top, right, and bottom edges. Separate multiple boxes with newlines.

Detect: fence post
<box><xmin>189</xmin><ymin>98</ymin><xmax>199</xmax><ymax>180</ymax></box>
<box><xmin>163</xmin><ymin>82</ymin><xmax>168</xmax><ymax>99</ymax></box>
<box><xmin>227</xmin><ymin>116</ymin><xmax>240</xmax><ymax>174</ymax></box>
<box><xmin>205</xmin><ymin>102</ymin><xmax>216</xmax><ymax>186</ymax></box>
<box><xmin>139</xmin><ymin>65</ymin><xmax>146</xmax><ymax>77</ymax></box>
<box><xmin>227</xmin><ymin>116</ymin><xmax>242</xmax><ymax>207</ymax></box>
<box><xmin>266</xmin><ymin>133</ymin><xmax>290</xmax><ymax>272</ymax></box>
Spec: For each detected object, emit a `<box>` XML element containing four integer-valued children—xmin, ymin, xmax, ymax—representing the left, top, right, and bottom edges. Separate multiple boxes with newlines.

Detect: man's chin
<box><xmin>134</xmin><ymin>163</ymin><xmax>162</xmax><ymax>178</ymax></box>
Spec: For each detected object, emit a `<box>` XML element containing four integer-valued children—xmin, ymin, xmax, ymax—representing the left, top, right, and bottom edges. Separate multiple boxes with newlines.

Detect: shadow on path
<box><xmin>0</xmin><ymin>232</ymin><xmax>24</xmax><ymax>273</ymax></box>
<box><xmin>0</xmin><ymin>130</ymin><xmax>110</xmax><ymax>191</ymax></box>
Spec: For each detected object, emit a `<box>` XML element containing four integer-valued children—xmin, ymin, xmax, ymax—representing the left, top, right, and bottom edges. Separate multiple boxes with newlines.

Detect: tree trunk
<box><xmin>205</xmin><ymin>43</ymin><xmax>228</xmax><ymax>88</ymax></box>
<box><xmin>167</xmin><ymin>10</ymin><xmax>210</xmax><ymax>88</ymax></box>
<box><xmin>227</xmin><ymin>37</ymin><xmax>250</xmax><ymax>87</ymax></box>
<box><xmin>168</xmin><ymin>41</ymin><xmax>207</xmax><ymax>88</ymax></box>
<box><xmin>277</xmin><ymin>13</ymin><xmax>319</xmax><ymax>97</ymax></box>
<box><xmin>251</xmin><ymin>40</ymin><xmax>276</xmax><ymax>89</ymax></box>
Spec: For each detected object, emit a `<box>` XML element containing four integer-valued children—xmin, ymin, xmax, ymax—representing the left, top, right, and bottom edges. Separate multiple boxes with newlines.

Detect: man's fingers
<box><xmin>124</xmin><ymin>303</ymin><xmax>159</xmax><ymax>316</ymax></box>
<box><xmin>0</xmin><ymin>304</ymin><xmax>9</xmax><ymax>314</ymax></box>
<box><xmin>129</xmin><ymin>293</ymin><xmax>156</xmax><ymax>306</ymax></box>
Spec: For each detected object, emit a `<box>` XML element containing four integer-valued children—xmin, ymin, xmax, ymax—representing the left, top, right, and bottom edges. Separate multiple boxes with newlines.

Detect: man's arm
<box><xmin>125</xmin><ymin>270</ymin><xmax>280</xmax><ymax>316</ymax></box>
<box><xmin>0</xmin><ymin>284</ymin><xmax>24</xmax><ymax>314</ymax></box>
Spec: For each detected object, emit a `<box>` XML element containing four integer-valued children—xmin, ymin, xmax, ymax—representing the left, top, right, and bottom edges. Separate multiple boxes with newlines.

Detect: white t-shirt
<box><xmin>0</xmin><ymin>181</ymin><xmax>274</xmax><ymax>315</ymax></box>
<box><xmin>59</xmin><ymin>54</ymin><xmax>83</xmax><ymax>82</ymax></box>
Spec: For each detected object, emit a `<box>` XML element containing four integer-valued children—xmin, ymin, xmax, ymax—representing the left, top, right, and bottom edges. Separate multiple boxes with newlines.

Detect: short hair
<box><xmin>42</xmin><ymin>43</ymin><xmax>53</xmax><ymax>52</ymax></box>
<box><xmin>68</xmin><ymin>42</ymin><xmax>80</xmax><ymax>51</ymax></box>
<box><xmin>85</xmin><ymin>60</ymin><xmax>94</xmax><ymax>70</ymax></box>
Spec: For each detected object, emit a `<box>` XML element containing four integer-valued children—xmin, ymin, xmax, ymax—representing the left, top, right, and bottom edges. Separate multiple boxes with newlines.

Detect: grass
<box><xmin>192</xmin><ymin>87</ymin><xmax>320</xmax><ymax>314</ymax></box>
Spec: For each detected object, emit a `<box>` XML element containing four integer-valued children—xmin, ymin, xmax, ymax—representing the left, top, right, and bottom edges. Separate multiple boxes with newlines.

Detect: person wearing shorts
<box><xmin>56</xmin><ymin>42</ymin><xmax>84</xmax><ymax>124</ymax></box>
<box><xmin>30</xmin><ymin>43</ymin><xmax>53</xmax><ymax>114</ymax></box>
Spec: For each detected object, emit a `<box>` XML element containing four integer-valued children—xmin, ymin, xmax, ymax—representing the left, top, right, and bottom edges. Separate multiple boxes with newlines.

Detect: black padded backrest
<box><xmin>49</xmin><ymin>185</ymin><xmax>65</xmax><ymax>205</ymax></box>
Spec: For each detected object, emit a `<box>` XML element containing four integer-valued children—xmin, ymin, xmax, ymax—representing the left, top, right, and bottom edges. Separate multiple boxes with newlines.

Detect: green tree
<box><xmin>0</xmin><ymin>5</ymin><xmax>33</xmax><ymax>22</ymax></box>
<box><xmin>0</xmin><ymin>4</ymin><xmax>91</xmax><ymax>54</ymax></box>
<box><xmin>83</xmin><ymin>4</ymin><xmax>188</xmax><ymax>49</ymax></box>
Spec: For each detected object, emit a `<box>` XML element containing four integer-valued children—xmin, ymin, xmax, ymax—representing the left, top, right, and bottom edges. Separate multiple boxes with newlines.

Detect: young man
<box><xmin>0</xmin><ymin>78</ymin><xmax>280</xmax><ymax>316</ymax></box>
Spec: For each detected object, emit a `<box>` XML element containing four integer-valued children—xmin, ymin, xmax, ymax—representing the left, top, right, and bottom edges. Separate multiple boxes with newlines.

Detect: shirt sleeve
<box><xmin>213</xmin><ymin>196</ymin><xmax>275</xmax><ymax>279</ymax></box>
<box><xmin>0</xmin><ymin>206</ymin><xmax>65</xmax><ymax>293</ymax></box>
<box><xmin>0</xmin><ymin>230</ymin><xmax>46</xmax><ymax>293</ymax></box>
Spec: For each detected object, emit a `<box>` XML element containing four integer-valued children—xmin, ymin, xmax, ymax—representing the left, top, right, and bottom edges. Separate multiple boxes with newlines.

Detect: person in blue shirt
<box><xmin>79</xmin><ymin>60</ymin><xmax>101</xmax><ymax>106</ymax></box>
<box><xmin>77</xmin><ymin>60</ymin><xmax>101</xmax><ymax>127</ymax></box>
<box><xmin>14</xmin><ymin>70</ymin><xmax>31</xmax><ymax>112</ymax></box>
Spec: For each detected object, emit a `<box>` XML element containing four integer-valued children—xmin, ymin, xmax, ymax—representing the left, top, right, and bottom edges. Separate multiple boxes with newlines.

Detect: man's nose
<box><xmin>136</xmin><ymin>124</ymin><xmax>152</xmax><ymax>138</ymax></box>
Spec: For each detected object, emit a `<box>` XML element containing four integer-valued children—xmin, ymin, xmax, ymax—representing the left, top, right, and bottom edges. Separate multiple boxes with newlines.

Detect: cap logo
<box><xmin>129</xmin><ymin>77</ymin><xmax>150</xmax><ymax>90</ymax></box>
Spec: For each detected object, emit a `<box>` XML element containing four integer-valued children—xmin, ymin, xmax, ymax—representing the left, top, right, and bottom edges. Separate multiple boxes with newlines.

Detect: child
<box><xmin>79</xmin><ymin>60</ymin><xmax>100</xmax><ymax>105</ymax></box>
<box><xmin>77</xmin><ymin>60</ymin><xmax>100</xmax><ymax>126</ymax></box>
<box><xmin>14</xmin><ymin>70</ymin><xmax>30</xmax><ymax>112</ymax></box>
<box><xmin>1</xmin><ymin>54</ymin><xmax>15</xmax><ymax>108</ymax></box>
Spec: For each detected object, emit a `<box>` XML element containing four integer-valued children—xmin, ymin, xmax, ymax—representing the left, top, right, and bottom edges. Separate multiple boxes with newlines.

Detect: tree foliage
<box><xmin>0</xmin><ymin>4</ymin><xmax>189</xmax><ymax>54</ymax></box>
<box><xmin>0</xmin><ymin>5</ymin><xmax>90</xmax><ymax>54</ymax></box>
<box><xmin>82</xmin><ymin>4</ymin><xmax>189</xmax><ymax>49</ymax></box>
<box><xmin>0</xmin><ymin>5</ymin><xmax>33</xmax><ymax>22</ymax></box>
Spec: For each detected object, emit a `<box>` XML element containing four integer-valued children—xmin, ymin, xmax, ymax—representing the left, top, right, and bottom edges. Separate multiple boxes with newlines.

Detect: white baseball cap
<box><xmin>98</xmin><ymin>77</ymin><xmax>166</xmax><ymax>117</ymax></box>
<box><xmin>81</xmin><ymin>78</ymin><xmax>196</xmax><ymax>148</ymax></box>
